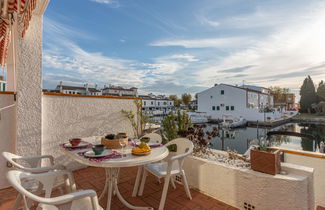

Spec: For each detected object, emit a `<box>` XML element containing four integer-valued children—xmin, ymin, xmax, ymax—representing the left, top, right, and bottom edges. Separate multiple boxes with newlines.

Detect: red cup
<box><xmin>69</xmin><ymin>138</ymin><xmax>81</xmax><ymax>146</ymax></box>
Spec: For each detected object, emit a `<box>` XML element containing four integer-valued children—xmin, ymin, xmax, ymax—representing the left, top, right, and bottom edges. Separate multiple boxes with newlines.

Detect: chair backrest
<box><xmin>7</xmin><ymin>170</ymin><xmax>60</xmax><ymax>206</ymax></box>
<box><xmin>7</xmin><ymin>170</ymin><xmax>97</xmax><ymax>210</ymax></box>
<box><xmin>165</xmin><ymin>138</ymin><xmax>194</xmax><ymax>156</ymax></box>
<box><xmin>142</xmin><ymin>133</ymin><xmax>162</xmax><ymax>144</ymax></box>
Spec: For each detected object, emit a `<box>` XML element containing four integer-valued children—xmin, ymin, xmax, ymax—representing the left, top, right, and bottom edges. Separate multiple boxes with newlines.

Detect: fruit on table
<box><xmin>132</xmin><ymin>147</ymin><xmax>150</xmax><ymax>153</ymax></box>
<box><xmin>139</xmin><ymin>141</ymin><xmax>150</xmax><ymax>150</ymax></box>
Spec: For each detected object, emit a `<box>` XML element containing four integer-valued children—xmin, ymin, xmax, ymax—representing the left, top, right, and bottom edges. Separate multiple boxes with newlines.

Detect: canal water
<box><xmin>206</xmin><ymin>122</ymin><xmax>325</xmax><ymax>154</ymax></box>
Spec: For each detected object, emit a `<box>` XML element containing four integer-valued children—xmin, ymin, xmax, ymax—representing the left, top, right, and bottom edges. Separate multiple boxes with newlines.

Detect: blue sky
<box><xmin>43</xmin><ymin>0</ymin><xmax>325</xmax><ymax>95</ymax></box>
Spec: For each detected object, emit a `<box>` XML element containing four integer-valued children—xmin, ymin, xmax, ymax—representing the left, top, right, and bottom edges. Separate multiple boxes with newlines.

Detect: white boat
<box><xmin>187</xmin><ymin>112</ymin><xmax>209</xmax><ymax>124</ymax></box>
<box><xmin>221</xmin><ymin>115</ymin><xmax>247</xmax><ymax>128</ymax></box>
<box><xmin>144</xmin><ymin>123</ymin><xmax>161</xmax><ymax>130</ymax></box>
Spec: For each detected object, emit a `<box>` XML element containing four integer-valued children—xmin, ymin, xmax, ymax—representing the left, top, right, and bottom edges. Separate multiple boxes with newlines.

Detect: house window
<box><xmin>210</xmin><ymin>96</ymin><xmax>213</xmax><ymax>99</ymax></box>
<box><xmin>151</xmin><ymin>101</ymin><xmax>154</xmax><ymax>105</ymax></box>
<box><xmin>226</xmin><ymin>106</ymin><xmax>229</xmax><ymax>111</ymax></box>
<box><xmin>212</xmin><ymin>106</ymin><xmax>216</xmax><ymax>111</ymax></box>
<box><xmin>221</xmin><ymin>90</ymin><xmax>224</xmax><ymax>95</ymax></box>
<box><xmin>144</xmin><ymin>101</ymin><xmax>146</xmax><ymax>106</ymax></box>
<box><xmin>216</xmin><ymin>106</ymin><xmax>220</xmax><ymax>111</ymax></box>
<box><xmin>231</xmin><ymin>106</ymin><xmax>234</xmax><ymax>111</ymax></box>
<box><xmin>158</xmin><ymin>102</ymin><xmax>160</xmax><ymax>106</ymax></box>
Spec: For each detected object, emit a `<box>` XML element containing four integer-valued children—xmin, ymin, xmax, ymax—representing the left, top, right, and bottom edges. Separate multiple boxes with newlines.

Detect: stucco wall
<box><xmin>41</xmin><ymin>94</ymin><xmax>138</xmax><ymax>170</ymax></box>
<box><xmin>15</xmin><ymin>6</ymin><xmax>43</xmax><ymax>157</ymax></box>
<box><xmin>284</xmin><ymin>153</ymin><xmax>325</xmax><ymax>207</ymax></box>
<box><xmin>183</xmin><ymin>155</ymin><xmax>314</xmax><ymax>210</ymax></box>
<box><xmin>0</xmin><ymin>94</ymin><xmax>16</xmax><ymax>188</ymax></box>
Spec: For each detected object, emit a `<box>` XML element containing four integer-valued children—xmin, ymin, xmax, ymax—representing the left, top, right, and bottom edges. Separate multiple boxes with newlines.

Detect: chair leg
<box><xmin>12</xmin><ymin>193</ymin><xmax>22</xmax><ymax>210</ymax></box>
<box><xmin>181</xmin><ymin>170</ymin><xmax>192</xmax><ymax>200</ymax></box>
<box><xmin>170</xmin><ymin>176</ymin><xmax>176</xmax><ymax>189</ymax></box>
<box><xmin>158</xmin><ymin>174</ymin><xmax>171</xmax><ymax>210</ymax></box>
<box><xmin>138</xmin><ymin>169</ymin><xmax>148</xmax><ymax>196</ymax></box>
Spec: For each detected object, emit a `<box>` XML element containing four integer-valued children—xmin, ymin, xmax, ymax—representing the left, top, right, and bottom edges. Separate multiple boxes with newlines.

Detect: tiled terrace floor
<box><xmin>0</xmin><ymin>166</ymin><xmax>237</xmax><ymax>210</ymax></box>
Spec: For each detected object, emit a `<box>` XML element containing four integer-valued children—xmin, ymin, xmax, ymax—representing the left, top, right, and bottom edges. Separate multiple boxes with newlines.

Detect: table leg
<box><xmin>99</xmin><ymin>168</ymin><xmax>109</xmax><ymax>200</ymax></box>
<box><xmin>106</xmin><ymin>168</ymin><xmax>114</xmax><ymax>210</ymax></box>
<box><xmin>132</xmin><ymin>166</ymin><xmax>143</xmax><ymax>197</ymax></box>
<box><xmin>104</xmin><ymin>167</ymin><xmax>153</xmax><ymax>210</ymax></box>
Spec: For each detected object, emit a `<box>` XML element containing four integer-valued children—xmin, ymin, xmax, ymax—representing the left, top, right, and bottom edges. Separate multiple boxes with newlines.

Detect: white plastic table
<box><xmin>61</xmin><ymin>143</ymin><xmax>169</xmax><ymax>210</ymax></box>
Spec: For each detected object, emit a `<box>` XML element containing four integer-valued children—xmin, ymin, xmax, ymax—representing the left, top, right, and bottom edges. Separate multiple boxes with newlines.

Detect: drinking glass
<box><xmin>119</xmin><ymin>139</ymin><xmax>127</xmax><ymax>157</ymax></box>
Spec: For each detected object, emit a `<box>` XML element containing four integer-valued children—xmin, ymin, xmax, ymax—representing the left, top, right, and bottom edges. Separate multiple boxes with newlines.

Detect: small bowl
<box><xmin>116</xmin><ymin>133</ymin><xmax>127</xmax><ymax>139</ymax></box>
<box><xmin>69</xmin><ymin>138</ymin><xmax>81</xmax><ymax>146</ymax></box>
<box><xmin>92</xmin><ymin>144</ymin><xmax>105</xmax><ymax>155</ymax></box>
<box><xmin>105</xmin><ymin>134</ymin><xmax>115</xmax><ymax>140</ymax></box>
<box><xmin>140</xmin><ymin>137</ymin><xmax>150</xmax><ymax>143</ymax></box>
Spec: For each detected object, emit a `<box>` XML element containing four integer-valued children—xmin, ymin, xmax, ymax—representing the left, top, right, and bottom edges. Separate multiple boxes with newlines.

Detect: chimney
<box><xmin>85</xmin><ymin>83</ymin><xmax>89</xmax><ymax>94</ymax></box>
<box><xmin>59</xmin><ymin>81</ymin><xmax>63</xmax><ymax>93</ymax></box>
<box><xmin>95</xmin><ymin>83</ymin><xmax>98</xmax><ymax>90</ymax></box>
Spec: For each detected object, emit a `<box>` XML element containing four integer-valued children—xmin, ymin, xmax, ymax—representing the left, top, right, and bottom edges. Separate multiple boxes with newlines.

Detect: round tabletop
<box><xmin>61</xmin><ymin>144</ymin><xmax>169</xmax><ymax>168</ymax></box>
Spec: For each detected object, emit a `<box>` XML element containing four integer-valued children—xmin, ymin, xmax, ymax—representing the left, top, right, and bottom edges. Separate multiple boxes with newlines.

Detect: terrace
<box><xmin>0</xmin><ymin>0</ymin><xmax>325</xmax><ymax>210</ymax></box>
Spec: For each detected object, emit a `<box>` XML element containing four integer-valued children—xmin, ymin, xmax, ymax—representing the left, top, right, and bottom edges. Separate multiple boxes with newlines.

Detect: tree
<box><xmin>317</xmin><ymin>80</ymin><xmax>325</xmax><ymax>102</ymax></box>
<box><xmin>169</xmin><ymin>95</ymin><xmax>181</xmax><ymax>107</ymax></box>
<box><xmin>299</xmin><ymin>75</ymin><xmax>317</xmax><ymax>113</ymax></box>
<box><xmin>269</xmin><ymin>86</ymin><xmax>289</xmax><ymax>103</ymax></box>
<box><xmin>181</xmin><ymin>93</ymin><xmax>192</xmax><ymax>106</ymax></box>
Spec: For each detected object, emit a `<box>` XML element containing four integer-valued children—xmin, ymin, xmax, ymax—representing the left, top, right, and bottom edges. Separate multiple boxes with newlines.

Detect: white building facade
<box><xmin>102</xmin><ymin>85</ymin><xmax>138</xmax><ymax>97</ymax></box>
<box><xmin>141</xmin><ymin>94</ymin><xmax>174</xmax><ymax>115</ymax></box>
<box><xmin>0</xmin><ymin>76</ymin><xmax>6</xmax><ymax>91</ymax></box>
<box><xmin>56</xmin><ymin>82</ymin><xmax>102</xmax><ymax>95</ymax></box>
<box><xmin>198</xmin><ymin>84</ymin><xmax>278</xmax><ymax>122</ymax></box>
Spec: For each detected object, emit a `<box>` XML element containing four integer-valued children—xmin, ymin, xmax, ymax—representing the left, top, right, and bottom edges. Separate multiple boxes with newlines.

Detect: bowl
<box><xmin>69</xmin><ymin>138</ymin><xmax>81</xmax><ymax>146</ymax></box>
<box><xmin>105</xmin><ymin>134</ymin><xmax>115</xmax><ymax>140</ymax></box>
<box><xmin>140</xmin><ymin>137</ymin><xmax>150</xmax><ymax>143</ymax></box>
<box><xmin>92</xmin><ymin>144</ymin><xmax>105</xmax><ymax>155</ymax></box>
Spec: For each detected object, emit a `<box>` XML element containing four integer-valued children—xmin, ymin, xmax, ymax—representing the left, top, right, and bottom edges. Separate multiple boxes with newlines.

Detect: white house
<box><xmin>197</xmin><ymin>84</ymin><xmax>278</xmax><ymax>122</ymax></box>
<box><xmin>55</xmin><ymin>82</ymin><xmax>102</xmax><ymax>95</ymax></box>
<box><xmin>0</xmin><ymin>76</ymin><xmax>6</xmax><ymax>91</ymax></box>
<box><xmin>102</xmin><ymin>85</ymin><xmax>138</xmax><ymax>97</ymax></box>
<box><xmin>141</xmin><ymin>94</ymin><xmax>174</xmax><ymax>115</ymax></box>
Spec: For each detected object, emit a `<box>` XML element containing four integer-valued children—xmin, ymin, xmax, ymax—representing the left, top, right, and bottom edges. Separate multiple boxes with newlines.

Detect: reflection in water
<box><xmin>207</xmin><ymin>123</ymin><xmax>325</xmax><ymax>154</ymax></box>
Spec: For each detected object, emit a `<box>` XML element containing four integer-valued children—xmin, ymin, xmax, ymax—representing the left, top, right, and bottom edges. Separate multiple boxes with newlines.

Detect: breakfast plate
<box><xmin>132</xmin><ymin>151</ymin><xmax>151</xmax><ymax>156</ymax></box>
<box><xmin>63</xmin><ymin>142</ymin><xmax>90</xmax><ymax>148</ymax></box>
<box><xmin>84</xmin><ymin>149</ymin><xmax>113</xmax><ymax>158</ymax></box>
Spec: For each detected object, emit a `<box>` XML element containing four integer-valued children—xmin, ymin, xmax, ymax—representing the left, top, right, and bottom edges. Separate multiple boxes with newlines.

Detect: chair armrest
<box><xmin>169</xmin><ymin>152</ymin><xmax>191</xmax><ymax>162</ymax></box>
<box><xmin>20</xmin><ymin>164</ymin><xmax>66</xmax><ymax>173</ymax></box>
<box><xmin>17</xmin><ymin>155</ymin><xmax>55</xmax><ymax>166</ymax></box>
<box><xmin>31</xmin><ymin>190</ymin><xmax>97</xmax><ymax>205</ymax></box>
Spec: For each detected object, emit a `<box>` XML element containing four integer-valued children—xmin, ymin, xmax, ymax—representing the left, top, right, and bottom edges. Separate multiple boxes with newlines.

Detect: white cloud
<box><xmin>150</xmin><ymin>36</ymin><xmax>254</xmax><ymax>48</ymax></box>
<box><xmin>90</xmin><ymin>0</ymin><xmax>112</xmax><ymax>4</ymax></box>
<box><xmin>198</xmin><ymin>16</ymin><xmax>220</xmax><ymax>27</ymax></box>
<box><xmin>195</xmin><ymin>4</ymin><xmax>325</xmax><ymax>90</ymax></box>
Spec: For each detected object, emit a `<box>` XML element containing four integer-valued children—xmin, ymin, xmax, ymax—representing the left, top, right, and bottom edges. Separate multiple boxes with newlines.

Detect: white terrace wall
<box><xmin>284</xmin><ymin>152</ymin><xmax>325</xmax><ymax>207</ymax></box>
<box><xmin>0</xmin><ymin>93</ymin><xmax>16</xmax><ymax>188</ymax></box>
<box><xmin>41</xmin><ymin>94</ymin><xmax>138</xmax><ymax>170</ymax></box>
<box><xmin>183</xmin><ymin>155</ymin><xmax>314</xmax><ymax>210</ymax></box>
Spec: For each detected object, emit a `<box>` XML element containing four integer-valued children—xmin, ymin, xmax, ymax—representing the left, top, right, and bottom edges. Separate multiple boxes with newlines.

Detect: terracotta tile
<box><xmin>0</xmin><ymin>166</ymin><xmax>235</xmax><ymax>210</ymax></box>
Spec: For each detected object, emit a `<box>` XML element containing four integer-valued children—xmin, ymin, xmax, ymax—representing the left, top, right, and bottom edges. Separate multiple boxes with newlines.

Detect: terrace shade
<box><xmin>0</xmin><ymin>0</ymin><xmax>37</xmax><ymax>66</ymax></box>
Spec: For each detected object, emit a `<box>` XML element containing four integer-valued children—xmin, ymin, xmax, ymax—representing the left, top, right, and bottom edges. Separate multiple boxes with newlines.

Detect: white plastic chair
<box><xmin>2</xmin><ymin>152</ymin><xmax>66</xmax><ymax>173</ymax></box>
<box><xmin>7</xmin><ymin>170</ymin><xmax>102</xmax><ymax>210</ymax></box>
<box><xmin>2</xmin><ymin>152</ymin><xmax>73</xmax><ymax>209</ymax></box>
<box><xmin>141</xmin><ymin>133</ymin><xmax>162</xmax><ymax>144</ymax></box>
<box><xmin>138</xmin><ymin>138</ymin><xmax>194</xmax><ymax>210</ymax></box>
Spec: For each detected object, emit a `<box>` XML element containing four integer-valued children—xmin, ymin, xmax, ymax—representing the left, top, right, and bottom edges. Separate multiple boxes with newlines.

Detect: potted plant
<box><xmin>250</xmin><ymin>138</ymin><xmax>281</xmax><ymax>175</ymax></box>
